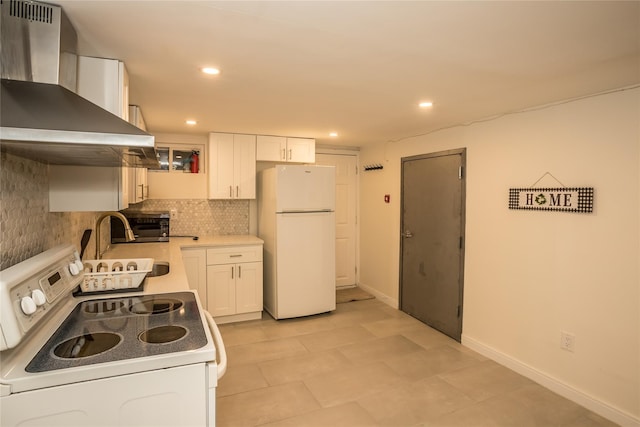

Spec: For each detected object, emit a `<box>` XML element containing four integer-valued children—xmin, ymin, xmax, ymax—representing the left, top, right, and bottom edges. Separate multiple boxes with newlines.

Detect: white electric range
<box><xmin>0</xmin><ymin>244</ymin><xmax>227</xmax><ymax>427</ymax></box>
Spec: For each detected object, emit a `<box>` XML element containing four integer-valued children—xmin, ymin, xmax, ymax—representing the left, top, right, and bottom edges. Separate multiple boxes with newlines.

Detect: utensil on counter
<box><xmin>79</xmin><ymin>229</ymin><xmax>92</xmax><ymax>259</ymax></box>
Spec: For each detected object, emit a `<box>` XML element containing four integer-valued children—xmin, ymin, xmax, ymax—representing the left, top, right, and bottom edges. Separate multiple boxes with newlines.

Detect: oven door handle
<box><xmin>204</xmin><ymin>310</ymin><xmax>227</xmax><ymax>380</ymax></box>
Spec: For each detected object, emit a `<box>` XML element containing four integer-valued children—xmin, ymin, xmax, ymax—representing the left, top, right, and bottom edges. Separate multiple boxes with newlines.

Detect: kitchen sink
<box><xmin>146</xmin><ymin>262</ymin><xmax>170</xmax><ymax>277</ymax></box>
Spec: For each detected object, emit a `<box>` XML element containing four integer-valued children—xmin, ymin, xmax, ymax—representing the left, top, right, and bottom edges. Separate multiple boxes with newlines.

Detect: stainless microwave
<box><xmin>111</xmin><ymin>211</ymin><xmax>170</xmax><ymax>243</ymax></box>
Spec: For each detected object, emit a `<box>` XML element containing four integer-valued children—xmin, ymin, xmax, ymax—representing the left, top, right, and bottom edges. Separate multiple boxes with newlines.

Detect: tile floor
<box><xmin>216</xmin><ymin>298</ymin><xmax>617</xmax><ymax>427</ymax></box>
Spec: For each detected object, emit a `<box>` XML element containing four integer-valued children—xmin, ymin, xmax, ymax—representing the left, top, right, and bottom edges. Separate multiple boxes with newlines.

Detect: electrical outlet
<box><xmin>170</xmin><ymin>209</ymin><xmax>178</xmax><ymax>220</ymax></box>
<box><xmin>560</xmin><ymin>331</ymin><xmax>575</xmax><ymax>352</ymax></box>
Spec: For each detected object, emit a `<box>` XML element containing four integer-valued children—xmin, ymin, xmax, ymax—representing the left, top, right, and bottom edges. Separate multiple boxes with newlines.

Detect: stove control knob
<box><xmin>32</xmin><ymin>289</ymin><xmax>46</xmax><ymax>307</ymax></box>
<box><xmin>69</xmin><ymin>262</ymin><xmax>81</xmax><ymax>276</ymax></box>
<box><xmin>20</xmin><ymin>296</ymin><xmax>37</xmax><ymax>316</ymax></box>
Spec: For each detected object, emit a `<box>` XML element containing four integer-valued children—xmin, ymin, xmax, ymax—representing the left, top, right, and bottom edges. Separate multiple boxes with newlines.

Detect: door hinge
<box><xmin>459</xmin><ymin>236</ymin><xmax>463</xmax><ymax>249</ymax></box>
<box><xmin>457</xmin><ymin>305</ymin><xmax>461</xmax><ymax>317</ymax></box>
<box><xmin>458</xmin><ymin>166</ymin><xmax>464</xmax><ymax>180</ymax></box>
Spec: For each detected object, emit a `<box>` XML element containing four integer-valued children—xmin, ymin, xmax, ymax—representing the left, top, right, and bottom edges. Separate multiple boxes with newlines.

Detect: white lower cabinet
<box><xmin>207</xmin><ymin>262</ymin><xmax>262</xmax><ymax>317</ymax></box>
<box><xmin>182</xmin><ymin>244</ymin><xmax>263</xmax><ymax>324</ymax></box>
<box><xmin>181</xmin><ymin>248</ymin><xmax>207</xmax><ymax>303</ymax></box>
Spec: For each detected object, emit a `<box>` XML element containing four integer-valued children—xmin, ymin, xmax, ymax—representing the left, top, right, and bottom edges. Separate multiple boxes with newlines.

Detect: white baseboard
<box><xmin>357</xmin><ymin>283</ymin><xmax>398</xmax><ymax>309</ymax></box>
<box><xmin>462</xmin><ymin>335</ymin><xmax>639</xmax><ymax>427</ymax></box>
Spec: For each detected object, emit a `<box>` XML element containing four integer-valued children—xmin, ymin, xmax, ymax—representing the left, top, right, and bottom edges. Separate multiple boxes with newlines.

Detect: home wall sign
<box><xmin>509</xmin><ymin>187</ymin><xmax>594</xmax><ymax>213</ymax></box>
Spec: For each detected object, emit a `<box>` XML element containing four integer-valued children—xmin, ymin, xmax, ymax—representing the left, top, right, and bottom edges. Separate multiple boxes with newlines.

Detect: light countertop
<box><xmin>102</xmin><ymin>235</ymin><xmax>264</xmax><ymax>295</ymax></box>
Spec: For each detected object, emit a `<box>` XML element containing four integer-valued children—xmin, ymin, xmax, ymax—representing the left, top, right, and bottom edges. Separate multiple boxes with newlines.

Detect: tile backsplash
<box><xmin>1</xmin><ymin>152</ymin><xmax>101</xmax><ymax>270</ymax></box>
<box><xmin>126</xmin><ymin>199</ymin><xmax>249</xmax><ymax>237</ymax></box>
<box><xmin>1</xmin><ymin>152</ymin><xmax>250</xmax><ymax>270</ymax></box>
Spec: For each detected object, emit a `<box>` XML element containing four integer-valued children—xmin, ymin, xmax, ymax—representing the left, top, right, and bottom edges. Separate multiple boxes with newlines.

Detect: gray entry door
<box><xmin>400</xmin><ymin>149</ymin><xmax>466</xmax><ymax>341</ymax></box>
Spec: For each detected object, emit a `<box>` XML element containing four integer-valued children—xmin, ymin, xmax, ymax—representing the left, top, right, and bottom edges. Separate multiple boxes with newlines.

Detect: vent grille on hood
<box><xmin>0</xmin><ymin>0</ymin><xmax>159</xmax><ymax>168</ymax></box>
<box><xmin>7</xmin><ymin>0</ymin><xmax>54</xmax><ymax>23</ymax></box>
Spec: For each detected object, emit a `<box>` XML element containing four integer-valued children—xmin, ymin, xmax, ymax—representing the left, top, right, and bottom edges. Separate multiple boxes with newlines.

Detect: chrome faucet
<box><xmin>95</xmin><ymin>211</ymin><xmax>135</xmax><ymax>259</ymax></box>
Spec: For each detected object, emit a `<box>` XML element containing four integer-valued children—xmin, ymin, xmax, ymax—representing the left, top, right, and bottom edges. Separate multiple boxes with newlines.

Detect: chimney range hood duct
<box><xmin>0</xmin><ymin>0</ymin><xmax>159</xmax><ymax>168</ymax></box>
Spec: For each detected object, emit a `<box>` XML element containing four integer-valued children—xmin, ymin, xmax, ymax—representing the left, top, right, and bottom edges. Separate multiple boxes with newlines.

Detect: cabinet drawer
<box><xmin>207</xmin><ymin>245</ymin><xmax>263</xmax><ymax>265</ymax></box>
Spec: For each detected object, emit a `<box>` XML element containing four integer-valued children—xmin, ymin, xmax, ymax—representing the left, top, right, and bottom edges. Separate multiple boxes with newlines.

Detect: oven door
<box><xmin>2</xmin><ymin>364</ymin><xmax>209</xmax><ymax>426</ymax></box>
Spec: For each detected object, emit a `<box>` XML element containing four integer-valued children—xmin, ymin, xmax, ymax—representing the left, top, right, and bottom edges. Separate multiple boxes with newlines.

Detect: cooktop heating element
<box><xmin>27</xmin><ymin>292</ymin><xmax>207</xmax><ymax>373</ymax></box>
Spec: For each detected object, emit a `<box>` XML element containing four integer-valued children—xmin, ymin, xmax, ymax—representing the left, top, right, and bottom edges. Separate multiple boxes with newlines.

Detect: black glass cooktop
<box><xmin>26</xmin><ymin>292</ymin><xmax>208</xmax><ymax>373</ymax></box>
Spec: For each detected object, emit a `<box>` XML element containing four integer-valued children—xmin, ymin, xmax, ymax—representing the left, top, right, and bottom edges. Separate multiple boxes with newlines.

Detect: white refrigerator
<box><xmin>258</xmin><ymin>165</ymin><xmax>336</xmax><ymax>319</ymax></box>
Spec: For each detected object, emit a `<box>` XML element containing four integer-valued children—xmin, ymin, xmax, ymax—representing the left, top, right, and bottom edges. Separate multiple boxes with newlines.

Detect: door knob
<box><xmin>403</xmin><ymin>230</ymin><xmax>413</xmax><ymax>238</ymax></box>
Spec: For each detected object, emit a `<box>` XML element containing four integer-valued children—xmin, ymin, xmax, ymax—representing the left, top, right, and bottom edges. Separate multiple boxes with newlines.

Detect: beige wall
<box><xmin>358</xmin><ymin>87</ymin><xmax>639</xmax><ymax>424</ymax></box>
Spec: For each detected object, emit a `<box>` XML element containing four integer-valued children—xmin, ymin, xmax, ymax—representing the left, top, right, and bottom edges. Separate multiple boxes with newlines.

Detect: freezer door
<box><xmin>276</xmin><ymin>165</ymin><xmax>335</xmax><ymax>212</ymax></box>
<box><xmin>275</xmin><ymin>211</ymin><xmax>336</xmax><ymax>318</ymax></box>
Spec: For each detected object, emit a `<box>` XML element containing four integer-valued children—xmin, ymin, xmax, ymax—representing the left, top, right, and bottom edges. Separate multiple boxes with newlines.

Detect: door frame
<box><xmin>316</xmin><ymin>147</ymin><xmax>360</xmax><ymax>288</ymax></box>
<box><xmin>399</xmin><ymin>148</ymin><xmax>466</xmax><ymax>341</ymax></box>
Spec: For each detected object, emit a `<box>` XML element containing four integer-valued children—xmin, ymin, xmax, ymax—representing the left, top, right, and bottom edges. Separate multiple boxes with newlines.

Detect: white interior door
<box><xmin>316</xmin><ymin>153</ymin><xmax>358</xmax><ymax>287</ymax></box>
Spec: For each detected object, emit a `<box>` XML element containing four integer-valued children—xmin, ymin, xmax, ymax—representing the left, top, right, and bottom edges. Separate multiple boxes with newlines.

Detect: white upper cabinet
<box><xmin>77</xmin><ymin>56</ymin><xmax>129</xmax><ymax>119</ymax></box>
<box><xmin>256</xmin><ymin>135</ymin><xmax>286</xmax><ymax>161</ymax></box>
<box><xmin>285</xmin><ymin>137</ymin><xmax>315</xmax><ymax>163</ymax></box>
<box><xmin>256</xmin><ymin>135</ymin><xmax>315</xmax><ymax>163</ymax></box>
<box><xmin>128</xmin><ymin>105</ymin><xmax>146</xmax><ymax>131</ymax></box>
<box><xmin>208</xmin><ymin>133</ymin><xmax>256</xmax><ymax>199</ymax></box>
<box><xmin>49</xmin><ymin>56</ymin><xmax>131</xmax><ymax>212</ymax></box>
<box><xmin>128</xmin><ymin>105</ymin><xmax>148</xmax><ymax>204</ymax></box>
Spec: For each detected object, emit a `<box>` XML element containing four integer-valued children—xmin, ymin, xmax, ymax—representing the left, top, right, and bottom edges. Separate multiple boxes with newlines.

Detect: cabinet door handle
<box><xmin>229</xmin><ymin>186</ymin><xmax>233</xmax><ymax>197</ymax></box>
<box><xmin>281</xmin><ymin>148</ymin><xmax>286</xmax><ymax>161</ymax></box>
<box><xmin>236</xmin><ymin>186</ymin><xmax>239</xmax><ymax>197</ymax></box>
<box><xmin>238</xmin><ymin>265</ymin><xmax>241</xmax><ymax>279</ymax></box>
<box><xmin>231</xmin><ymin>266</ymin><xmax>234</xmax><ymax>279</ymax></box>
<box><xmin>230</xmin><ymin>254</ymin><xmax>242</xmax><ymax>258</ymax></box>
<box><xmin>138</xmin><ymin>184</ymin><xmax>144</xmax><ymax>200</ymax></box>
<box><xmin>288</xmin><ymin>149</ymin><xmax>292</xmax><ymax>160</ymax></box>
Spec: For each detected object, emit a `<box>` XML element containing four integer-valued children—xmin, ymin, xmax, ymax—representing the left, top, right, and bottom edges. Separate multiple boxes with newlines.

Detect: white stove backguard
<box><xmin>0</xmin><ymin>244</ymin><xmax>84</xmax><ymax>351</ymax></box>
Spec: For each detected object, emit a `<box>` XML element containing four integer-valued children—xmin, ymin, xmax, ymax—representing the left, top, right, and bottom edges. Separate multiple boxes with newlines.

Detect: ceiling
<box><xmin>54</xmin><ymin>1</ymin><xmax>640</xmax><ymax>148</ymax></box>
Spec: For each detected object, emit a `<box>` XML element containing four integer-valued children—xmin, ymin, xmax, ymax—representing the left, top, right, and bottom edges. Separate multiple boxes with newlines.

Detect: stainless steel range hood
<box><xmin>0</xmin><ymin>0</ymin><xmax>159</xmax><ymax>168</ymax></box>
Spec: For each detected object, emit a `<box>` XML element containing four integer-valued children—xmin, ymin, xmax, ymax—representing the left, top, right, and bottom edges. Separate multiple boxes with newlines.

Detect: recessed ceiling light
<box><xmin>202</xmin><ymin>67</ymin><xmax>220</xmax><ymax>75</ymax></box>
<box><xmin>419</xmin><ymin>101</ymin><xmax>433</xmax><ymax>108</ymax></box>
<box><xmin>186</xmin><ymin>119</ymin><xmax>197</xmax><ymax>125</ymax></box>
<box><xmin>329</xmin><ymin>132</ymin><xmax>338</xmax><ymax>137</ymax></box>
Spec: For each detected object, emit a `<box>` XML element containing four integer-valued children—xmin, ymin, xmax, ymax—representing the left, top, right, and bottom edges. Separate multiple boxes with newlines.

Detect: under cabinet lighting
<box><xmin>186</xmin><ymin>120</ymin><xmax>197</xmax><ymax>125</ymax></box>
<box><xmin>419</xmin><ymin>101</ymin><xmax>433</xmax><ymax>108</ymax></box>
